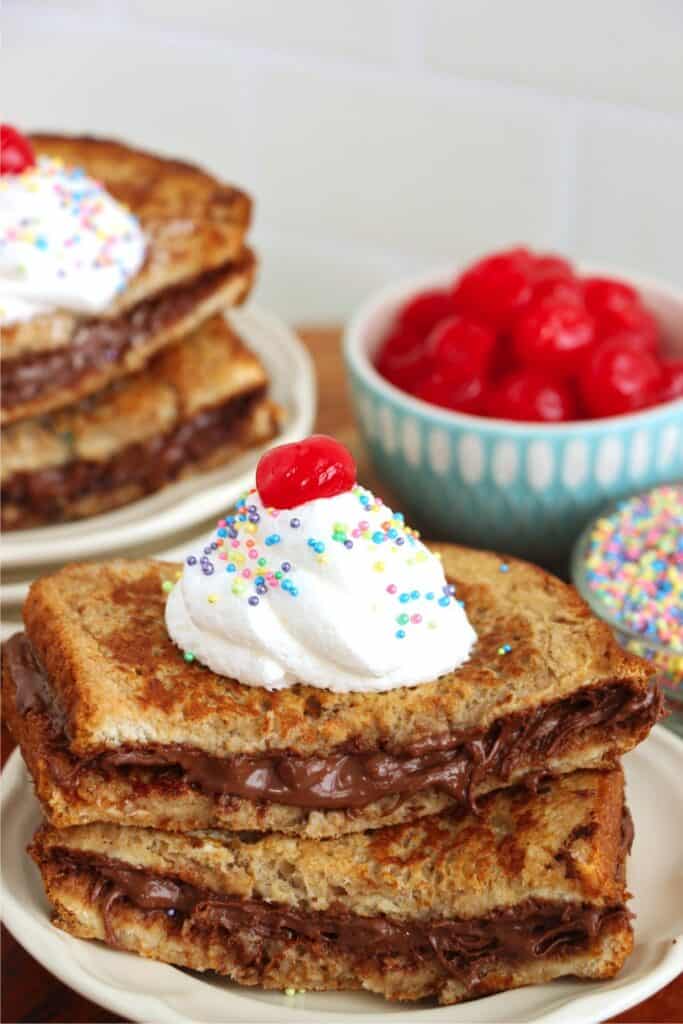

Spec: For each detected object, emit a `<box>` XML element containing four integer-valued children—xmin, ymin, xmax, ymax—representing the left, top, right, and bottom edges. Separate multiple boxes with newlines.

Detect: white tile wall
<box><xmin>3</xmin><ymin>0</ymin><xmax>683</xmax><ymax>322</ymax></box>
<box><xmin>575</xmin><ymin>107</ymin><xmax>683</xmax><ymax>285</ymax></box>
<box><xmin>3</xmin><ymin>13</ymin><xmax>254</xmax><ymax>186</ymax></box>
<box><xmin>242</xmin><ymin>65</ymin><xmax>568</xmax><ymax>254</ymax></box>
<box><xmin>133</xmin><ymin>0</ymin><xmax>415</xmax><ymax>65</ymax></box>
<box><xmin>423</xmin><ymin>0</ymin><xmax>683</xmax><ymax>114</ymax></box>
<box><xmin>252</xmin><ymin>230</ymin><xmax>411</xmax><ymax>324</ymax></box>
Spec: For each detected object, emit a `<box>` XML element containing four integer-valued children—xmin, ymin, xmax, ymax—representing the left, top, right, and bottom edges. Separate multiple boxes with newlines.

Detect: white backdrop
<box><xmin>5</xmin><ymin>0</ymin><xmax>683</xmax><ymax>322</ymax></box>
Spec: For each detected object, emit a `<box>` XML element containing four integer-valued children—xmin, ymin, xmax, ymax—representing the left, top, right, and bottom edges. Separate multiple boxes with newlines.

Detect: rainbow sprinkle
<box><xmin>187</xmin><ymin>487</ymin><xmax>421</xmax><ymax>608</ymax></box>
<box><xmin>583</xmin><ymin>484</ymin><xmax>683</xmax><ymax>684</ymax></box>
<box><xmin>0</xmin><ymin>156</ymin><xmax>145</xmax><ymax>322</ymax></box>
<box><xmin>178</xmin><ymin>485</ymin><xmax>455</xmax><ymax>645</ymax></box>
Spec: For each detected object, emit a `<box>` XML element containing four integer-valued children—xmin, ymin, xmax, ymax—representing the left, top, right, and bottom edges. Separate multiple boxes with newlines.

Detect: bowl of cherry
<box><xmin>344</xmin><ymin>247</ymin><xmax>683</xmax><ymax>565</ymax></box>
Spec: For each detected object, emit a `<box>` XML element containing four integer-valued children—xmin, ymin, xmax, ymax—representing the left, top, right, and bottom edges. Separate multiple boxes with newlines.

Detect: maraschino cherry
<box><xmin>580</xmin><ymin>337</ymin><xmax>663</xmax><ymax>417</ymax></box>
<box><xmin>487</xmin><ymin>369</ymin><xmax>578</xmax><ymax>422</ymax></box>
<box><xmin>1</xmin><ymin>125</ymin><xmax>36</xmax><ymax>175</ymax></box>
<box><xmin>256</xmin><ymin>435</ymin><xmax>357</xmax><ymax>509</ymax></box>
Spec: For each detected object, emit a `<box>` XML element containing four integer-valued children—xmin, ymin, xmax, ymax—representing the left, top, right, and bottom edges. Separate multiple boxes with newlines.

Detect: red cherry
<box><xmin>582</xmin><ymin>276</ymin><xmax>658</xmax><ymax>349</ymax></box>
<box><xmin>531</xmin><ymin>254</ymin><xmax>575</xmax><ymax>285</ymax></box>
<box><xmin>427</xmin><ymin>315</ymin><xmax>496</xmax><ymax>381</ymax></box>
<box><xmin>398</xmin><ymin>289</ymin><xmax>453</xmax><ymax>338</ymax></box>
<box><xmin>452</xmin><ymin>248</ymin><xmax>534</xmax><ymax>331</ymax></box>
<box><xmin>579</xmin><ymin>338</ymin><xmax>663</xmax><ymax>418</ymax></box>
<box><xmin>517</xmin><ymin>253</ymin><xmax>581</xmax><ymax>308</ymax></box>
<box><xmin>598</xmin><ymin>307</ymin><xmax>659</xmax><ymax>351</ymax></box>
<box><xmin>487</xmin><ymin>369</ymin><xmax>579</xmax><ymax>422</ymax></box>
<box><xmin>488</xmin><ymin>332</ymin><xmax>519</xmax><ymax>378</ymax></box>
<box><xmin>256</xmin><ymin>435</ymin><xmax>356</xmax><ymax>509</ymax></box>
<box><xmin>583</xmin><ymin>276</ymin><xmax>639</xmax><ymax>319</ymax></box>
<box><xmin>659</xmin><ymin>359</ymin><xmax>683</xmax><ymax>403</ymax></box>
<box><xmin>513</xmin><ymin>300</ymin><xmax>596</xmax><ymax>376</ymax></box>
<box><xmin>376</xmin><ymin>328</ymin><xmax>431</xmax><ymax>390</ymax></box>
<box><xmin>531</xmin><ymin>278</ymin><xmax>584</xmax><ymax>307</ymax></box>
<box><xmin>0</xmin><ymin>125</ymin><xmax>36</xmax><ymax>175</ymax></box>
<box><xmin>377</xmin><ymin>326</ymin><xmax>420</xmax><ymax>358</ymax></box>
<box><xmin>415</xmin><ymin>371</ymin><xmax>487</xmax><ymax>415</ymax></box>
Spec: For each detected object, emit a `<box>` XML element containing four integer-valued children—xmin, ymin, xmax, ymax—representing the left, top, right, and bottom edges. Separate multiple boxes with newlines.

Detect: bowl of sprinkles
<box><xmin>572</xmin><ymin>483</ymin><xmax>683</xmax><ymax>735</ymax></box>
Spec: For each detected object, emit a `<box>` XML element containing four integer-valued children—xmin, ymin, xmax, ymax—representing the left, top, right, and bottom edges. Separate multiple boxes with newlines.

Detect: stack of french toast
<box><xmin>2</xmin><ymin>543</ymin><xmax>662</xmax><ymax>1006</ymax></box>
<box><xmin>1</xmin><ymin>134</ymin><xmax>280</xmax><ymax>530</ymax></box>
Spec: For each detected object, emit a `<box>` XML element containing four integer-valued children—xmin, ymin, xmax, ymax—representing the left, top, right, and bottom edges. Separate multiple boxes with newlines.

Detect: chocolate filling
<box><xmin>49</xmin><ymin>849</ymin><xmax>630</xmax><ymax>981</ymax></box>
<box><xmin>8</xmin><ymin>633</ymin><xmax>55</xmax><ymax>717</ymax></box>
<box><xmin>6</xmin><ymin>633</ymin><xmax>663</xmax><ymax>812</ymax></box>
<box><xmin>2</xmin><ymin>263</ymin><xmax>240</xmax><ymax>410</ymax></box>
<box><xmin>2</xmin><ymin>389</ymin><xmax>264</xmax><ymax>519</ymax></box>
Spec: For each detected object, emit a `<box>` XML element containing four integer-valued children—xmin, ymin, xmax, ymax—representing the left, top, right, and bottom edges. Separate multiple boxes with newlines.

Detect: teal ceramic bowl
<box><xmin>343</xmin><ymin>264</ymin><xmax>683</xmax><ymax>565</ymax></box>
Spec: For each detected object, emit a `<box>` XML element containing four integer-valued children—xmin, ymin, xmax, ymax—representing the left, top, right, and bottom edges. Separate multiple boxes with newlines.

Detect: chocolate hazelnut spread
<box><xmin>6</xmin><ymin>632</ymin><xmax>52</xmax><ymax>716</ymax></box>
<box><xmin>2</xmin><ymin>264</ymin><xmax>236</xmax><ymax>410</ymax></box>
<box><xmin>5</xmin><ymin>633</ymin><xmax>663</xmax><ymax>812</ymax></box>
<box><xmin>2</xmin><ymin>389</ymin><xmax>263</xmax><ymax>522</ymax></box>
<box><xmin>50</xmin><ymin>848</ymin><xmax>630</xmax><ymax>978</ymax></box>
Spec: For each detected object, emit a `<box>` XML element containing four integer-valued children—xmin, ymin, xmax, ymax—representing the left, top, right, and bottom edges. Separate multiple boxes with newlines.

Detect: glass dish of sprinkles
<box><xmin>571</xmin><ymin>483</ymin><xmax>683</xmax><ymax>737</ymax></box>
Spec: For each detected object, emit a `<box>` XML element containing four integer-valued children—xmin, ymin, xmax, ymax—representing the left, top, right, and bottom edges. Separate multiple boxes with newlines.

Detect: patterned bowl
<box><xmin>343</xmin><ymin>264</ymin><xmax>683</xmax><ymax>566</ymax></box>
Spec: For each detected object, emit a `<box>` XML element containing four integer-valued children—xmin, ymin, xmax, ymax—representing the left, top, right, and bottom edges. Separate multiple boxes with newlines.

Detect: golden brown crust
<box><xmin>30</xmin><ymin>769</ymin><xmax>628</xmax><ymax>918</ymax></box>
<box><xmin>19</xmin><ymin>546</ymin><xmax>651</xmax><ymax>759</ymax></box>
<box><xmin>3</xmin><ymin>133</ymin><xmax>251</xmax><ymax>360</ymax></box>
<box><xmin>1</xmin><ymin>310</ymin><xmax>282</xmax><ymax>529</ymax></box>
<box><xmin>2</xmin><ymin>650</ymin><xmax>629</xmax><ymax>835</ymax></box>
<box><xmin>2</xmin><ymin>315</ymin><xmax>267</xmax><ymax>478</ymax></box>
<box><xmin>1</xmin><ymin>250</ymin><xmax>256</xmax><ymax>426</ymax></box>
<box><xmin>4</xmin><ymin>639</ymin><xmax>638</xmax><ymax>836</ymax></box>
<box><xmin>36</xmin><ymin>865</ymin><xmax>634</xmax><ymax>1005</ymax></box>
<box><xmin>1</xmin><ymin>398</ymin><xmax>281</xmax><ymax>530</ymax></box>
<box><xmin>29</xmin><ymin>770</ymin><xmax>633</xmax><ymax>1005</ymax></box>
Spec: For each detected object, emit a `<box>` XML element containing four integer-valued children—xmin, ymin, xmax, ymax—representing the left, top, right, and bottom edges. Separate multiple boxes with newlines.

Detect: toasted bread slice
<box><xmin>2</xmin><ymin>248</ymin><xmax>256</xmax><ymax>425</ymax></box>
<box><xmin>29</xmin><ymin>770</ymin><xmax>634</xmax><ymax>1006</ymax></box>
<box><xmin>2</xmin><ymin>314</ymin><xmax>282</xmax><ymax>528</ymax></box>
<box><xmin>3</xmin><ymin>547</ymin><xmax>660</xmax><ymax>835</ymax></box>
<box><xmin>3</xmin><ymin>134</ymin><xmax>250</xmax><ymax>359</ymax></box>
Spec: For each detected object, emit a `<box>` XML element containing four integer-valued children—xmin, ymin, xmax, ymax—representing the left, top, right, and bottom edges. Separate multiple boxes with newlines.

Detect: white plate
<box><xmin>2</xmin><ymin>728</ymin><xmax>682</xmax><ymax>1024</ymax></box>
<box><xmin>1</xmin><ymin>304</ymin><xmax>316</xmax><ymax>571</ymax></box>
<box><xmin>0</xmin><ymin>529</ymin><xmax>218</xmax><ymax>644</ymax></box>
<box><xmin>0</xmin><ymin>518</ymin><xmax>216</xmax><ymax>612</ymax></box>
<box><xmin>0</xmin><ymin>578</ymin><xmax>30</xmax><ymax>607</ymax></box>
<box><xmin>1</xmin><ymin>613</ymin><xmax>23</xmax><ymax>642</ymax></box>
<box><xmin>0</xmin><ymin>528</ymin><xmax>214</xmax><ymax>632</ymax></box>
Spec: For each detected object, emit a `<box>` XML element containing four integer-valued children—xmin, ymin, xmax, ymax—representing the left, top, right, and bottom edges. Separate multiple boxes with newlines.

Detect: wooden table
<box><xmin>2</xmin><ymin>329</ymin><xmax>681</xmax><ymax>1024</ymax></box>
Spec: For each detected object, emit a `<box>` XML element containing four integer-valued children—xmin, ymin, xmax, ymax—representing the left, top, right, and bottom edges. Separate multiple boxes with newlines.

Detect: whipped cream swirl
<box><xmin>166</xmin><ymin>486</ymin><xmax>477</xmax><ymax>692</ymax></box>
<box><xmin>0</xmin><ymin>156</ymin><xmax>146</xmax><ymax>325</ymax></box>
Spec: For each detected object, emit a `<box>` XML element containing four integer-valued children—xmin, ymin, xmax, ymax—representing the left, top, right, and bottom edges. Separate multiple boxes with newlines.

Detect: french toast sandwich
<box><xmin>29</xmin><ymin>769</ymin><xmax>635</xmax><ymax>1006</ymax></box>
<box><xmin>2</xmin><ymin>134</ymin><xmax>253</xmax><ymax>424</ymax></box>
<box><xmin>2</xmin><ymin>314</ymin><xmax>281</xmax><ymax>528</ymax></box>
<box><xmin>3</xmin><ymin>545</ymin><xmax>660</xmax><ymax>837</ymax></box>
